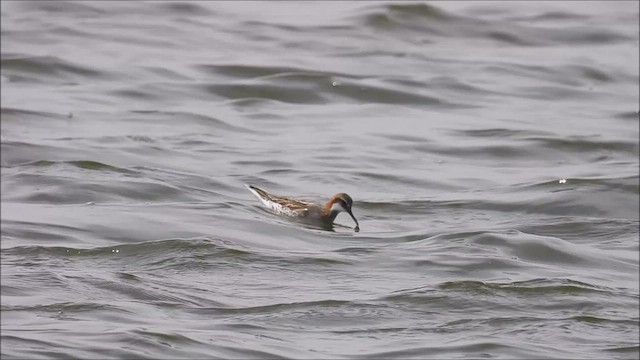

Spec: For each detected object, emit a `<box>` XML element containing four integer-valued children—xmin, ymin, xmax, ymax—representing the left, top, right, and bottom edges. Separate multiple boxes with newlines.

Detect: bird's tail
<box><xmin>245</xmin><ymin>184</ymin><xmax>268</xmax><ymax>200</ymax></box>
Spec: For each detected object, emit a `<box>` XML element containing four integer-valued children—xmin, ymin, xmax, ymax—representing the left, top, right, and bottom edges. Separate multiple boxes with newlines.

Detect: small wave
<box><xmin>385</xmin><ymin>3</ymin><xmax>452</xmax><ymax>21</ymax></box>
<box><xmin>484</xmin><ymin>62</ymin><xmax>619</xmax><ymax>90</ymax></box>
<box><xmin>2</xmin><ymin>172</ymin><xmax>196</xmax><ymax>204</ymax></box>
<box><xmin>328</xmin><ymin>80</ymin><xmax>452</xmax><ymax>106</ymax></box>
<box><xmin>202</xmin><ymin>83</ymin><xmax>327</xmax><ymax>104</ymax></box>
<box><xmin>127</xmin><ymin>110</ymin><xmax>258</xmax><ymax>134</ymax></box>
<box><xmin>355</xmin><ymin>2</ymin><xmax>632</xmax><ymax>47</ymax></box>
<box><xmin>0</xmin><ymin>107</ymin><xmax>70</xmax><ymax>121</ymax></box>
<box><xmin>385</xmin><ymin>134</ymin><xmax>638</xmax><ymax>165</ymax></box>
<box><xmin>195</xmin><ymin>299</ymin><xmax>351</xmax><ymax>315</ymax></box>
<box><xmin>353</xmin><ymin>342</ymin><xmax>537</xmax><ymax>360</ymax></box>
<box><xmin>3</xmin><ymin>159</ymin><xmax>136</xmax><ymax>174</ymax></box>
<box><xmin>358</xmin><ymin>3</ymin><xmax>452</xmax><ymax>33</ymax></box>
<box><xmin>614</xmin><ymin>110</ymin><xmax>640</xmax><ymax>121</ymax></box>
<box><xmin>438</xmin><ymin>278</ymin><xmax>615</xmax><ymax>296</ymax></box>
<box><xmin>2</xmin><ymin>236</ymin><xmax>354</xmax><ymax>271</ymax></box>
<box><xmin>233</xmin><ymin>160</ymin><xmax>293</xmax><ymax>169</ymax></box>
<box><xmin>508</xmin><ymin>11</ymin><xmax>592</xmax><ymax>23</ymax></box>
<box><xmin>1</xmin><ymin>55</ymin><xmax>110</xmax><ymax>83</ymax></box>
<box><xmin>194</xmin><ymin>63</ymin><xmax>353</xmax><ymax>81</ymax></box>
<box><xmin>4</xmin><ymin>301</ymin><xmax>131</xmax><ymax>315</ymax></box>
<box><xmin>451</xmin><ymin>128</ymin><xmax>553</xmax><ymax>139</ymax></box>
<box><xmin>153</xmin><ymin>2</ymin><xmax>213</xmax><ymax>16</ymax></box>
<box><xmin>1</xmin><ymin>237</ymin><xmax>238</xmax><ymax>259</ymax></box>
<box><xmin>464</xmin><ymin>230</ymin><xmax>639</xmax><ymax>275</ymax></box>
<box><xmin>517</xmin><ymin>176</ymin><xmax>639</xmax><ymax>194</ymax></box>
<box><xmin>526</xmin><ymin>136</ymin><xmax>638</xmax><ymax>154</ymax></box>
<box><xmin>516</xmin><ymin>217</ymin><xmax>639</xmax><ymax>244</ymax></box>
<box><xmin>10</xmin><ymin>1</ymin><xmax>106</xmax><ymax>15</ymax></box>
<box><xmin>196</xmin><ymin>66</ymin><xmax>465</xmax><ymax>107</ymax></box>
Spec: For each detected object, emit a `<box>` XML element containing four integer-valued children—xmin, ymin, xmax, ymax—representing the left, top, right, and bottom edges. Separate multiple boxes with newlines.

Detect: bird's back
<box><xmin>246</xmin><ymin>185</ymin><xmax>320</xmax><ymax>218</ymax></box>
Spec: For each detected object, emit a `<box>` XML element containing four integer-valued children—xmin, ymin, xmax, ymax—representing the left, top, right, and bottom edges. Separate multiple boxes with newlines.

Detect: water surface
<box><xmin>1</xmin><ymin>1</ymin><xmax>639</xmax><ymax>359</ymax></box>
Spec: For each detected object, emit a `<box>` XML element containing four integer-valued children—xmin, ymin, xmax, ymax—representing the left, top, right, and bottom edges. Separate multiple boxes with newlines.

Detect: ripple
<box><xmin>2</xmin><ymin>237</ymin><xmax>237</xmax><ymax>259</ymax></box>
<box><xmin>451</xmin><ymin>128</ymin><xmax>553</xmax><ymax>139</ymax></box>
<box><xmin>202</xmin><ymin>83</ymin><xmax>327</xmax><ymax>104</ymax></box>
<box><xmin>357</xmin><ymin>2</ymin><xmax>633</xmax><ymax>47</ymax></box>
<box><xmin>437</xmin><ymin>278</ymin><xmax>615</xmax><ymax>296</ymax></box>
<box><xmin>353</xmin><ymin>342</ymin><xmax>541</xmax><ymax>360</ymax></box>
<box><xmin>527</xmin><ymin>136</ymin><xmax>638</xmax><ymax>154</ymax></box>
<box><xmin>359</xmin><ymin>3</ymin><xmax>452</xmax><ymax>33</ymax></box>
<box><xmin>195</xmin><ymin>299</ymin><xmax>352</xmax><ymax>315</ymax></box>
<box><xmin>1</xmin><ymin>2</ymin><xmax>638</xmax><ymax>359</ymax></box>
<box><xmin>0</xmin><ymin>55</ymin><xmax>111</xmax><ymax>83</ymax></box>
<box><xmin>0</xmin><ymin>107</ymin><xmax>70</xmax><ymax>121</ymax></box>
<box><xmin>154</xmin><ymin>2</ymin><xmax>213</xmax><ymax>16</ymax></box>
<box><xmin>614</xmin><ymin>110</ymin><xmax>640</xmax><ymax>121</ymax></box>
<box><xmin>6</xmin><ymin>1</ymin><xmax>107</xmax><ymax>16</ymax></box>
<box><xmin>2</xmin><ymin>171</ymin><xmax>194</xmax><ymax>204</ymax></box>
<box><xmin>3</xmin><ymin>159</ymin><xmax>136</xmax><ymax>173</ymax></box>
<box><xmin>509</xmin><ymin>11</ymin><xmax>592</xmax><ymax>23</ymax></box>
<box><xmin>195</xmin><ymin>63</ymin><xmax>354</xmax><ymax>81</ymax></box>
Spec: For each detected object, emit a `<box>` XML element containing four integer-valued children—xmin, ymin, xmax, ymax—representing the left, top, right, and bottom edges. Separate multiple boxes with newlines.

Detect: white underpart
<box><xmin>264</xmin><ymin>199</ymin><xmax>302</xmax><ymax>216</ymax></box>
<box><xmin>331</xmin><ymin>202</ymin><xmax>344</xmax><ymax>213</ymax></box>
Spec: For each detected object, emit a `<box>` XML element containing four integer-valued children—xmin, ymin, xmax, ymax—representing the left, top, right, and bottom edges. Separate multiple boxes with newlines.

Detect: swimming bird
<box><xmin>246</xmin><ymin>185</ymin><xmax>360</xmax><ymax>232</ymax></box>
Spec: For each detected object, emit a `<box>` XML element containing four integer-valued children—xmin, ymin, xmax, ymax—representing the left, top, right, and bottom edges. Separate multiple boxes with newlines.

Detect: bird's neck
<box><xmin>322</xmin><ymin>197</ymin><xmax>340</xmax><ymax>218</ymax></box>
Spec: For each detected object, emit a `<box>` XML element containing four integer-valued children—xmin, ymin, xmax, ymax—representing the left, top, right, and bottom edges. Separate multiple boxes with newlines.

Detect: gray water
<box><xmin>1</xmin><ymin>1</ymin><xmax>639</xmax><ymax>359</ymax></box>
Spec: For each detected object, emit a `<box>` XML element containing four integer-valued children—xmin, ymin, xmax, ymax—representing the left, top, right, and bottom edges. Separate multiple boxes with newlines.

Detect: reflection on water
<box><xmin>1</xmin><ymin>1</ymin><xmax>638</xmax><ymax>359</ymax></box>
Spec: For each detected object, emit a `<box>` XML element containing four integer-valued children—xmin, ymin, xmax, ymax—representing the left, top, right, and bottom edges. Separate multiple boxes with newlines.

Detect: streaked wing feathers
<box><xmin>247</xmin><ymin>185</ymin><xmax>316</xmax><ymax>217</ymax></box>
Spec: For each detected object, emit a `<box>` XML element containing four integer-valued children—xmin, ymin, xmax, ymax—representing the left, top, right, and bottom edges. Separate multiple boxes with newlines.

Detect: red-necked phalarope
<box><xmin>246</xmin><ymin>184</ymin><xmax>360</xmax><ymax>232</ymax></box>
